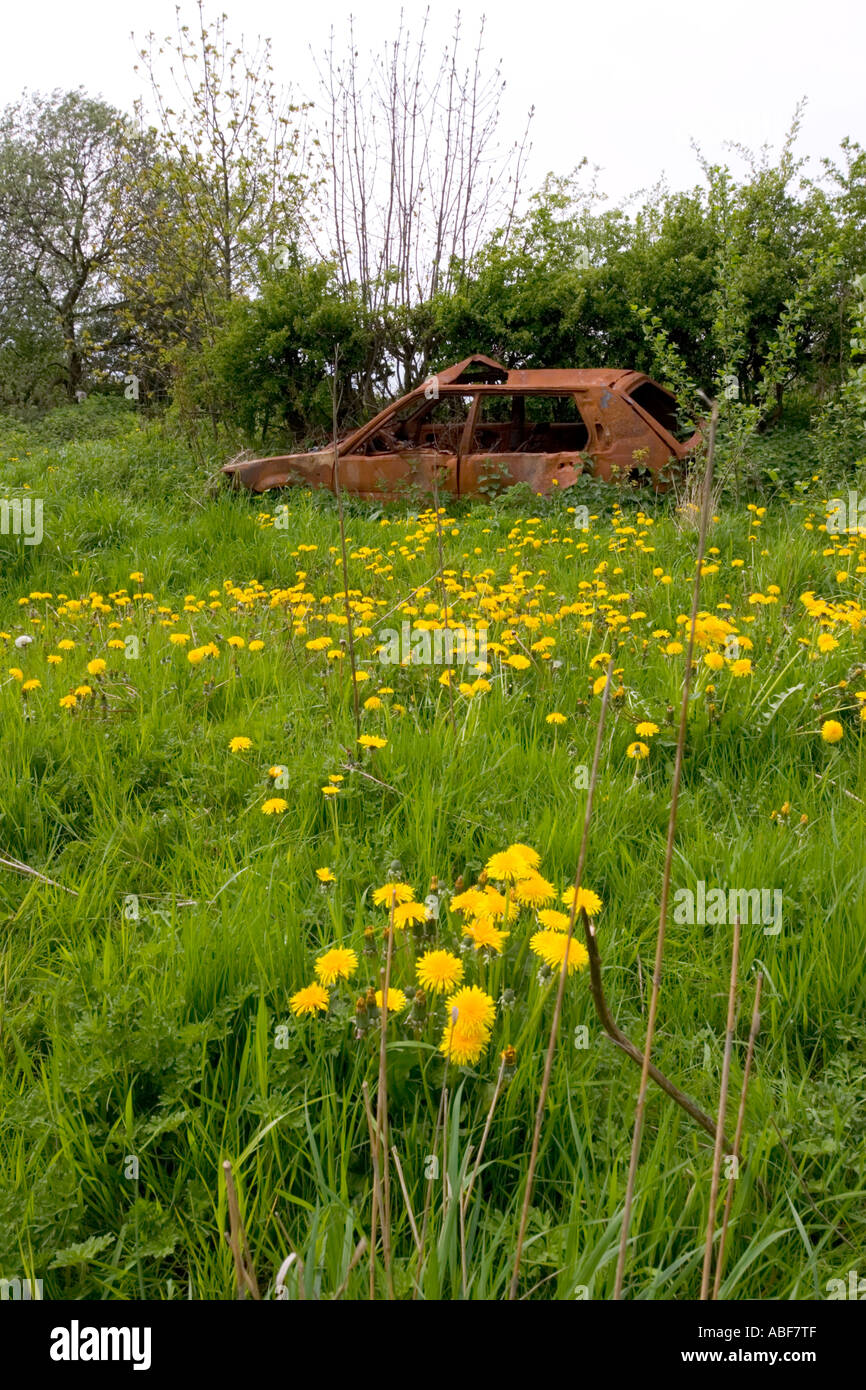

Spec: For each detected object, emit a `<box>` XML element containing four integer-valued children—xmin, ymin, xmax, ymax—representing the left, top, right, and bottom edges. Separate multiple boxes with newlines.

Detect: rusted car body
<box><xmin>222</xmin><ymin>354</ymin><xmax>701</xmax><ymax>499</ymax></box>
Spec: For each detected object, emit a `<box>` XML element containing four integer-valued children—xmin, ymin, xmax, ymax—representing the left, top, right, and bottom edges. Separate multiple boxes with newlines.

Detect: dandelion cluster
<box><xmin>3</xmin><ymin>496</ymin><xmax>863</xmax><ymax>784</ymax></box>
<box><xmin>287</xmin><ymin>846</ymin><xmax>601</xmax><ymax>1075</ymax></box>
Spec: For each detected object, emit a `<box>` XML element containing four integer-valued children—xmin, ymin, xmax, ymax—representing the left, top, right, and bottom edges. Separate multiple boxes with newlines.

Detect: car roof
<box><xmin>337</xmin><ymin>355</ymin><xmax>673</xmax><ymax>454</ymax></box>
<box><xmin>437</xmin><ymin>354</ymin><xmax>647</xmax><ymax>392</ymax></box>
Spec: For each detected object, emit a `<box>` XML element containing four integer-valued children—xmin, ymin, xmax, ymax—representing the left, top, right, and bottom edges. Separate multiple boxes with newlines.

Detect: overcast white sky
<box><xmin>2</xmin><ymin>0</ymin><xmax>863</xmax><ymax>206</ymax></box>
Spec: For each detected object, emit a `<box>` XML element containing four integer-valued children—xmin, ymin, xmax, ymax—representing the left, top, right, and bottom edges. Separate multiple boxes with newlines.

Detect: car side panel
<box><xmin>583</xmin><ymin>391</ymin><xmax>674</xmax><ymax>481</ymax></box>
<box><xmin>222</xmin><ymin>452</ymin><xmax>333</xmax><ymax>493</ymax></box>
<box><xmin>459</xmin><ymin>452</ymin><xmax>584</xmax><ymax>496</ymax></box>
<box><xmin>335</xmin><ymin>451</ymin><xmax>457</xmax><ymax>500</ymax></box>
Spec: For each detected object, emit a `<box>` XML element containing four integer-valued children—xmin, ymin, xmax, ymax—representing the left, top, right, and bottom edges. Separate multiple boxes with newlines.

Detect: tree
<box><xmin>0</xmin><ymin>89</ymin><xmax>140</xmax><ymax>404</ymax></box>
<box><xmin>201</xmin><ymin>258</ymin><xmax>371</xmax><ymax>448</ymax></box>
<box><xmin>430</xmin><ymin>172</ymin><xmax>716</xmax><ymax>388</ymax></box>
<box><xmin>813</xmin><ymin>138</ymin><xmax>866</xmax><ymax>395</ymax></box>
<box><xmin>310</xmin><ymin>8</ymin><xmax>532</xmax><ymax>400</ymax></box>
<box><xmin>109</xmin><ymin>1</ymin><xmax>313</xmax><ymax>428</ymax></box>
<box><xmin>694</xmin><ymin>106</ymin><xmax>826</xmax><ymax>412</ymax></box>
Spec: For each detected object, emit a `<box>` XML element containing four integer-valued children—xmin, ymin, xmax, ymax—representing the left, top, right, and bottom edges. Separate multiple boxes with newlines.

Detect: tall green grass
<box><xmin>0</xmin><ymin>420</ymin><xmax>864</xmax><ymax>1299</ymax></box>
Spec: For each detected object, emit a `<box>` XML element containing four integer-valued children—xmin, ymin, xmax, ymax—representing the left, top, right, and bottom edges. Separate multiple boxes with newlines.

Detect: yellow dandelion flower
<box><xmin>358</xmin><ymin>734</ymin><xmax>387</xmax><ymax>749</ymax></box>
<box><xmin>416</xmin><ymin>949</ymin><xmax>464</xmax><ymax>994</ymax></box>
<box><xmin>59</xmin><ymin>694</ymin><xmax>77</xmax><ymax>709</ymax></box>
<box><xmin>485</xmin><ymin>848</ymin><xmax>533</xmax><ymax>882</ymax></box>
<box><xmin>445</xmin><ymin>985</ymin><xmax>496</xmax><ymax>1038</ymax></box>
<box><xmin>626</xmin><ymin>741</ymin><xmax>650</xmax><ymax>759</ymax></box>
<box><xmin>537</xmin><ymin>908</ymin><xmax>572</xmax><ymax>932</ymax></box>
<box><xmin>481</xmin><ymin>884</ymin><xmax>519</xmax><ymax>921</ymax></box>
<box><xmin>530</xmin><ymin>929</ymin><xmax>589</xmax><ymax>975</ymax></box>
<box><xmin>261</xmin><ymin>798</ymin><xmax>289</xmax><ymax>814</ymax></box>
<box><xmin>439</xmin><ymin>1021</ymin><xmax>488</xmax><ymax>1066</ymax></box>
<box><xmin>450</xmin><ymin>886</ymin><xmax>487</xmax><ymax>915</ymax></box>
<box><xmin>229</xmin><ymin>736</ymin><xmax>253</xmax><ymax>753</ymax></box>
<box><xmin>372</xmin><ymin>882</ymin><xmax>414</xmax><ymax>907</ymax></box>
<box><xmin>821</xmin><ymin>719</ymin><xmax>843</xmax><ymax>744</ymax></box>
<box><xmin>634</xmin><ymin>721</ymin><xmax>659</xmax><ymax>737</ymax></box>
<box><xmin>561</xmin><ymin>886</ymin><xmax>603</xmax><ymax>917</ymax></box>
<box><xmin>375</xmin><ymin>988</ymin><xmax>408</xmax><ymax>1012</ymax></box>
<box><xmin>316</xmin><ymin>866</ymin><xmax>336</xmax><ymax>882</ymax></box>
<box><xmin>290</xmin><ymin>983</ymin><xmax>329</xmax><ymax>1017</ymax></box>
<box><xmin>392</xmin><ymin>900</ymin><xmax>428</xmax><ymax>929</ymax></box>
<box><xmin>514</xmin><ymin>874</ymin><xmax>557</xmax><ymax>906</ymax></box>
<box><xmin>314</xmin><ymin>947</ymin><xmax>358</xmax><ymax>986</ymax></box>
<box><xmin>464</xmin><ymin>917</ymin><xmax>508</xmax><ymax>953</ymax></box>
<box><xmin>545</xmin><ymin>711</ymin><xmax>567</xmax><ymax>724</ymax></box>
<box><xmin>508</xmin><ymin>842</ymin><xmax>541</xmax><ymax>870</ymax></box>
<box><xmin>87</xmin><ymin>659</ymin><xmax>106</xmax><ymax>676</ymax></box>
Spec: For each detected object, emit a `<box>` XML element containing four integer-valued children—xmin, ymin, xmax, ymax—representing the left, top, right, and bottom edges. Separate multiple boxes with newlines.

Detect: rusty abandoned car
<box><xmin>221</xmin><ymin>354</ymin><xmax>701</xmax><ymax>499</ymax></box>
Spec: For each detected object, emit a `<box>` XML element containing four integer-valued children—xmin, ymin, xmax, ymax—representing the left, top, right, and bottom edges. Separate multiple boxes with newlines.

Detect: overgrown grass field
<box><xmin>1</xmin><ymin>411</ymin><xmax>864</xmax><ymax>1299</ymax></box>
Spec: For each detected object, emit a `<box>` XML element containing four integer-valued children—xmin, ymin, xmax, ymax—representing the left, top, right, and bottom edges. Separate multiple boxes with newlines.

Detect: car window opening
<box><xmin>627</xmin><ymin>381</ymin><xmax>689</xmax><ymax>439</ymax></box>
<box><xmin>473</xmin><ymin>394</ymin><xmax>589</xmax><ymax>453</ymax></box>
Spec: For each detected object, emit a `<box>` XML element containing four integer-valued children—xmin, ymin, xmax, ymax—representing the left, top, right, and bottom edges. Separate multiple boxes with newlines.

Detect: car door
<box><xmin>335</xmin><ymin>393</ymin><xmax>463</xmax><ymax>500</ymax></box>
<box><xmin>336</xmin><ymin>450</ymin><xmax>457</xmax><ymax>500</ymax></box>
<box><xmin>459</xmin><ymin>391</ymin><xmax>590</xmax><ymax>496</ymax></box>
<box><xmin>582</xmin><ymin>386</ymin><xmax>674</xmax><ymax>482</ymax></box>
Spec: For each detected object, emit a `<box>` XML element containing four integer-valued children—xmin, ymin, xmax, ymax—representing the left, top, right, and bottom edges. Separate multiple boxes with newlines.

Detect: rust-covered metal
<box><xmin>222</xmin><ymin>354</ymin><xmax>701</xmax><ymax>499</ymax></box>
